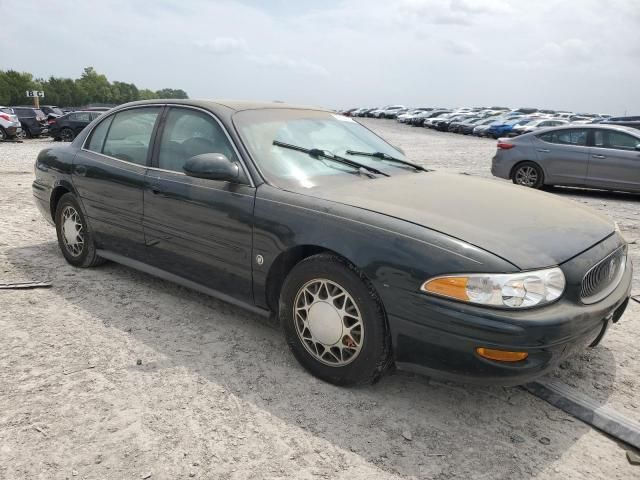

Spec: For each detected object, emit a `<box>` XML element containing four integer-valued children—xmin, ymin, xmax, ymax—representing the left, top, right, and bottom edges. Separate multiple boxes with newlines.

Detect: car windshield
<box><xmin>233</xmin><ymin>109</ymin><xmax>409</xmax><ymax>189</ymax></box>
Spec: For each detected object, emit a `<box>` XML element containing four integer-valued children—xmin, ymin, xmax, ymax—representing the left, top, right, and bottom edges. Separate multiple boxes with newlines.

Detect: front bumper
<box><xmin>385</xmin><ymin>238</ymin><xmax>633</xmax><ymax>385</ymax></box>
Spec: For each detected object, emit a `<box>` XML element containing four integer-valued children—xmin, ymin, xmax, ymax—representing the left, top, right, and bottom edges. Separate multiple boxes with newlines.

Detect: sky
<box><xmin>1</xmin><ymin>0</ymin><xmax>639</xmax><ymax>114</ymax></box>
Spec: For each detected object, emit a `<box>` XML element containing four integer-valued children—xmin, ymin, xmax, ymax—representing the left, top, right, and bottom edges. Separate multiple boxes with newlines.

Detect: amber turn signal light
<box><xmin>421</xmin><ymin>276</ymin><xmax>469</xmax><ymax>301</ymax></box>
<box><xmin>476</xmin><ymin>347</ymin><xmax>528</xmax><ymax>362</ymax></box>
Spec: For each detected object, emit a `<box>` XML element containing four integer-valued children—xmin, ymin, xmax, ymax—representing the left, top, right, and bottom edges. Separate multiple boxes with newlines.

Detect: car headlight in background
<box><xmin>614</xmin><ymin>221</ymin><xmax>627</xmax><ymax>242</ymax></box>
<box><xmin>421</xmin><ymin>267</ymin><xmax>566</xmax><ymax>308</ymax></box>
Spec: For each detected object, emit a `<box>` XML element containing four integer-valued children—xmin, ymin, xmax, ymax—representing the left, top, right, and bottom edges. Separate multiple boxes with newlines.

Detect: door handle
<box><xmin>74</xmin><ymin>165</ymin><xmax>87</xmax><ymax>176</ymax></box>
<box><xmin>592</xmin><ymin>154</ymin><xmax>607</xmax><ymax>159</ymax></box>
<box><xmin>536</xmin><ymin>149</ymin><xmax>550</xmax><ymax>153</ymax></box>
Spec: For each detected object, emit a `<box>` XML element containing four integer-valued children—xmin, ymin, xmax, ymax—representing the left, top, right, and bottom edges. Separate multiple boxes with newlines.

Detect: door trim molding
<box><xmin>96</xmin><ymin>249</ymin><xmax>270</xmax><ymax>317</ymax></box>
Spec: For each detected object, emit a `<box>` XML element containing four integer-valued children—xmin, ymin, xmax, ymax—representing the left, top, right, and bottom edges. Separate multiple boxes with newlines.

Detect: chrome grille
<box><xmin>580</xmin><ymin>246</ymin><xmax>627</xmax><ymax>304</ymax></box>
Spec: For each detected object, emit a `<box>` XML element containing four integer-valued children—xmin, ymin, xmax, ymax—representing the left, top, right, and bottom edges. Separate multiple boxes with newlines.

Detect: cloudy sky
<box><xmin>1</xmin><ymin>0</ymin><xmax>639</xmax><ymax>114</ymax></box>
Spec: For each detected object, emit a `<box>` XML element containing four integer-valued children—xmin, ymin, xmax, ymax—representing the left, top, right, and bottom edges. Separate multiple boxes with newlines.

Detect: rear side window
<box><xmin>102</xmin><ymin>107</ymin><xmax>161</xmax><ymax>165</ymax></box>
<box><xmin>70</xmin><ymin>112</ymin><xmax>91</xmax><ymax>122</ymax></box>
<box><xmin>594</xmin><ymin>130</ymin><xmax>640</xmax><ymax>151</ymax></box>
<box><xmin>86</xmin><ymin>115</ymin><xmax>114</xmax><ymax>153</ymax></box>
<box><xmin>538</xmin><ymin>129</ymin><xmax>588</xmax><ymax>146</ymax></box>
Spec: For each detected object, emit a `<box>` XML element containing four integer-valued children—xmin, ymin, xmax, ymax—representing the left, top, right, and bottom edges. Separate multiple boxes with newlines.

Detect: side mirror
<box><xmin>183</xmin><ymin>153</ymin><xmax>239</xmax><ymax>181</ymax></box>
<box><xmin>635</xmin><ymin>144</ymin><xmax>640</xmax><ymax>151</ymax></box>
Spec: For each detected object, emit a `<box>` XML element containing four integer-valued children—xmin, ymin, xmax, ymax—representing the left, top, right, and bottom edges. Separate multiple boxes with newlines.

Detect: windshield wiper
<box><xmin>273</xmin><ymin>141</ymin><xmax>390</xmax><ymax>177</ymax></box>
<box><xmin>345</xmin><ymin>150</ymin><xmax>427</xmax><ymax>172</ymax></box>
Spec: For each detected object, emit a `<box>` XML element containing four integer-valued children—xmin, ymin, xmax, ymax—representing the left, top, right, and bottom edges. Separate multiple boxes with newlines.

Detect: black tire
<box><xmin>279</xmin><ymin>253</ymin><xmax>391</xmax><ymax>386</ymax></box>
<box><xmin>512</xmin><ymin>161</ymin><xmax>544</xmax><ymax>189</ymax></box>
<box><xmin>60</xmin><ymin>128</ymin><xmax>75</xmax><ymax>142</ymax></box>
<box><xmin>0</xmin><ymin>127</ymin><xmax>7</xmax><ymax>141</ymax></box>
<box><xmin>54</xmin><ymin>193</ymin><xmax>105</xmax><ymax>267</ymax></box>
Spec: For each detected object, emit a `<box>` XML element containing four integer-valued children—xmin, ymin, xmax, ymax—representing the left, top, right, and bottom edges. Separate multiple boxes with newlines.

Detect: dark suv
<box><xmin>11</xmin><ymin>107</ymin><xmax>49</xmax><ymax>138</ymax></box>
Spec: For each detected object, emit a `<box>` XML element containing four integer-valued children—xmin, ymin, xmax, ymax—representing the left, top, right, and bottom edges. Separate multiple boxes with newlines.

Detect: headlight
<box><xmin>421</xmin><ymin>267</ymin><xmax>565</xmax><ymax>309</ymax></box>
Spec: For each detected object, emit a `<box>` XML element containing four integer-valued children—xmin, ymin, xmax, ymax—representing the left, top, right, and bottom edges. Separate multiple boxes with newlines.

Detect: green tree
<box><xmin>0</xmin><ymin>67</ymin><xmax>188</xmax><ymax>106</ymax></box>
<box><xmin>155</xmin><ymin>88</ymin><xmax>189</xmax><ymax>99</ymax></box>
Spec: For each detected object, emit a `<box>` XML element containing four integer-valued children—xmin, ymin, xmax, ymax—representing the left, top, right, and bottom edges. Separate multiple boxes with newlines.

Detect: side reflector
<box><xmin>476</xmin><ymin>347</ymin><xmax>528</xmax><ymax>362</ymax></box>
<box><xmin>421</xmin><ymin>277</ymin><xmax>469</xmax><ymax>301</ymax></box>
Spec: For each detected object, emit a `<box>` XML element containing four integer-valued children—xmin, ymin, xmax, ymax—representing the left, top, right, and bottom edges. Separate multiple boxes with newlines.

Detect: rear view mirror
<box><xmin>183</xmin><ymin>153</ymin><xmax>239</xmax><ymax>182</ymax></box>
<box><xmin>636</xmin><ymin>144</ymin><xmax>640</xmax><ymax>151</ymax></box>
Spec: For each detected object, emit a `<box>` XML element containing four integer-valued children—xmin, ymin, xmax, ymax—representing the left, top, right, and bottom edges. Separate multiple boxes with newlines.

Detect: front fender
<box><xmin>252</xmin><ymin>185</ymin><xmax>515</xmax><ymax>311</ymax></box>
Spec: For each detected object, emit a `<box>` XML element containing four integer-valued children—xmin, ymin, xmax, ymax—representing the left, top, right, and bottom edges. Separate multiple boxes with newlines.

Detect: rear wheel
<box><xmin>279</xmin><ymin>254</ymin><xmax>391</xmax><ymax>386</ymax></box>
<box><xmin>55</xmin><ymin>193</ymin><xmax>105</xmax><ymax>267</ymax></box>
<box><xmin>60</xmin><ymin>128</ymin><xmax>75</xmax><ymax>142</ymax></box>
<box><xmin>0</xmin><ymin>127</ymin><xmax>6</xmax><ymax>141</ymax></box>
<box><xmin>512</xmin><ymin>161</ymin><xmax>544</xmax><ymax>189</ymax></box>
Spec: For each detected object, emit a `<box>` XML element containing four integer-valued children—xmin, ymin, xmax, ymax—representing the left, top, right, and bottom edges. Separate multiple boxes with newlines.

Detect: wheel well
<box><xmin>49</xmin><ymin>186</ymin><xmax>71</xmax><ymax>221</ymax></box>
<box><xmin>265</xmin><ymin>245</ymin><xmax>336</xmax><ymax>312</ymax></box>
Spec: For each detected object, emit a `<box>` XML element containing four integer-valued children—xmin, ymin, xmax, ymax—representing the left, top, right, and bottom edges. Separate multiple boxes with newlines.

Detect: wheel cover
<box><xmin>293</xmin><ymin>278</ymin><xmax>364</xmax><ymax>367</ymax></box>
<box><xmin>61</xmin><ymin>206</ymin><xmax>84</xmax><ymax>256</ymax></box>
<box><xmin>515</xmin><ymin>166</ymin><xmax>538</xmax><ymax>187</ymax></box>
<box><xmin>61</xmin><ymin>129</ymin><xmax>74</xmax><ymax>141</ymax></box>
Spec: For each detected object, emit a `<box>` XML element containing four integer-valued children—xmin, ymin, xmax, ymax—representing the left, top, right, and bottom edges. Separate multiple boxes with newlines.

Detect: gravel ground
<box><xmin>0</xmin><ymin>126</ymin><xmax>638</xmax><ymax>480</ymax></box>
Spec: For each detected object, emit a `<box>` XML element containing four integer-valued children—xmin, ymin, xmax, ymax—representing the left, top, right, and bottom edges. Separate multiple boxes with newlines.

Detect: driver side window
<box><xmin>158</xmin><ymin>108</ymin><xmax>236</xmax><ymax>172</ymax></box>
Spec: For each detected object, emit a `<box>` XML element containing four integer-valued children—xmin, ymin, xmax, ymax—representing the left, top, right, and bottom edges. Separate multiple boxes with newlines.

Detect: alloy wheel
<box><xmin>515</xmin><ymin>166</ymin><xmax>538</xmax><ymax>187</ymax></box>
<box><xmin>61</xmin><ymin>129</ymin><xmax>74</xmax><ymax>142</ymax></box>
<box><xmin>61</xmin><ymin>206</ymin><xmax>84</xmax><ymax>256</ymax></box>
<box><xmin>293</xmin><ymin>278</ymin><xmax>364</xmax><ymax>366</ymax></box>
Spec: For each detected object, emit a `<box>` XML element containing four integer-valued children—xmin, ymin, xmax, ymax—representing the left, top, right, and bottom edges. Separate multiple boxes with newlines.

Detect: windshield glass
<box><xmin>234</xmin><ymin>109</ymin><xmax>408</xmax><ymax>189</ymax></box>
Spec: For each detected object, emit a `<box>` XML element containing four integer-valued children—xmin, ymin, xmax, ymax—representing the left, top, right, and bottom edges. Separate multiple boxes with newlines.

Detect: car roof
<box><xmin>521</xmin><ymin>123</ymin><xmax>640</xmax><ymax>137</ymax></box>
<box><xmin>115</xmin><ymin>99</ymin><xmax>329</xmax><ymax>115</ymax></box>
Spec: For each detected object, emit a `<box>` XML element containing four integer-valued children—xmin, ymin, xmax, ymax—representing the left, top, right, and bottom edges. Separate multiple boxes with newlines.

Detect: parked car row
<box><xmin>339</xmin><ymin>106</ymin><xmax>639</xmax><ymax>139</ymax></box>
<box><xmin>0</xmin><ymin>105</ymin><xmax>103</xmax><ymax>142</ymax></box>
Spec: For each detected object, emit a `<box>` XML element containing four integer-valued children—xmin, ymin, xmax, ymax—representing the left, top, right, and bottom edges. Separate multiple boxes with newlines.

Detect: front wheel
<box><xmin>55</xmin><ymin>193</ymin><xmax>105</xmax><ymax>267</ymax></box>
<box><xmin>512</xmin><ymin>161</ymin><xmax>544</xmax><ymax>189</ymax></box>
<box><xmin>279</xmin><ymin>254</ymin><xmax>391</xmax><ymax>386</ymax></box>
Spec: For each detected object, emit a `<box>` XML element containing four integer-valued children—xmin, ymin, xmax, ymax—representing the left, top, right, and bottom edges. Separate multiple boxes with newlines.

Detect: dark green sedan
<box><xmin>32</xmin><ymin>100</ymin><xmax>632</xmax><ymax>386</ymax></box>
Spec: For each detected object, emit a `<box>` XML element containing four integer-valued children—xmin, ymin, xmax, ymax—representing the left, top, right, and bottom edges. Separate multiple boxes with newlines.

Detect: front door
<box><xmin>143</xmin><ymin>106</ymin><xmax>256</xmax><ymax>302</ymax></box>
<box><xmin>586</xmin><ymin>129</ymin><xmax>640</xmax><ymax>192</ymax></box>
<box><xmin>72</xmin><ymin>106</ymin><xmax>162</xmax><ymax>258</ymax></box>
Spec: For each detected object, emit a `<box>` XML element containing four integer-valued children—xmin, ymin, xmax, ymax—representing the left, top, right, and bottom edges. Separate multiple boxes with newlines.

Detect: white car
<box><xmin>0</xmin><ymin>106</ymin><xmax>22</xmax><ymax>141</ymax></box>
<box><xmin>511</xmin><ymin>118</ymin><xmax>568</xmax><ymax>136</ymax></box>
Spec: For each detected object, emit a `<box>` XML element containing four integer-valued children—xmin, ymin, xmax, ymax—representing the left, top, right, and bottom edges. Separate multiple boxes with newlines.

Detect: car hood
<box><xmin>306</xmin><ymin>172</ymin><xmax>614</xmax><ymax>270</ymax></box>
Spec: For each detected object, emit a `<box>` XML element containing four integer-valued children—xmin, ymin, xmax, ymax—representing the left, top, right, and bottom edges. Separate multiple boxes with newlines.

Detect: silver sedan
<box><xmin>491</xmin><ymin>124</ymin><xmax>640</xmax><ymax>192</ymax></box>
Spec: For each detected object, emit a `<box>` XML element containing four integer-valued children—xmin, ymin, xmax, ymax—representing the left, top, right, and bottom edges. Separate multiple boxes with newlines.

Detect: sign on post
<box><xmin>25</xmin><ymin>90</ymin><xmax>45</xmax><ymax>108</ymax></box>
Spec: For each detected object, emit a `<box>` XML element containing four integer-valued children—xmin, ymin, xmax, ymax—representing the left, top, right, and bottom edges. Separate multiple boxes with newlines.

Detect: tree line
<box><xmin>0</xmin><ymin>67</ymin><xmax>188</xmax><ymax>107</ymax></box>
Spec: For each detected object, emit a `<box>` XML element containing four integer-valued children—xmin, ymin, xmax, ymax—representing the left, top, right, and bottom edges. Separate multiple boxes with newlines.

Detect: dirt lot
<box><xmin>1</xmin><ymin>122</ymin><xmax>638</xmax><ymax>480</ymax></box>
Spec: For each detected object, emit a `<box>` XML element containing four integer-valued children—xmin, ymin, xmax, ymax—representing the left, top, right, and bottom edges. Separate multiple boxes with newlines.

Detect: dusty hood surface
<box><xmin>306</xmin><ymin>172</ymin><xmax>614</xmax><ymax>270</ymax></box>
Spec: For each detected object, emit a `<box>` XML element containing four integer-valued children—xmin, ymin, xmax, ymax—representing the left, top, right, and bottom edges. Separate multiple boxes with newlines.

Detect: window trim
<box><xmin>81</xmin><ymin>104</ymin><xmax>254</xmax><ymax>187</ymax></box>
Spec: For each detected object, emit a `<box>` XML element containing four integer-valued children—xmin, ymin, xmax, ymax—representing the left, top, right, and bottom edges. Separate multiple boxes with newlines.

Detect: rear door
<box><xmin>533</xmin><ymin>128</ymin><xmax>590</xmax><ymax>185</ymax></box>
<box><xmin>73</xmin><ymin>106</ymin><xmax>163</xmax><ymax>258</ymax></box>
<box><xmin>142</xmin><ymin>106</ymin><xmax>256</xmax><ymax>302</ymax></box>
<box><xmin>586</xmin><ymin>129</ymin><xmax>640</xmax><ymax>192</ymax></box>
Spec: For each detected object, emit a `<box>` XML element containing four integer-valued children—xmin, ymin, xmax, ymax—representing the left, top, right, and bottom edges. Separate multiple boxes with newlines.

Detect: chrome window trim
<box><xmin>81</xmin><ymin>103</ymin><xmax>255</xmax><ymax>187</ymax></box>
